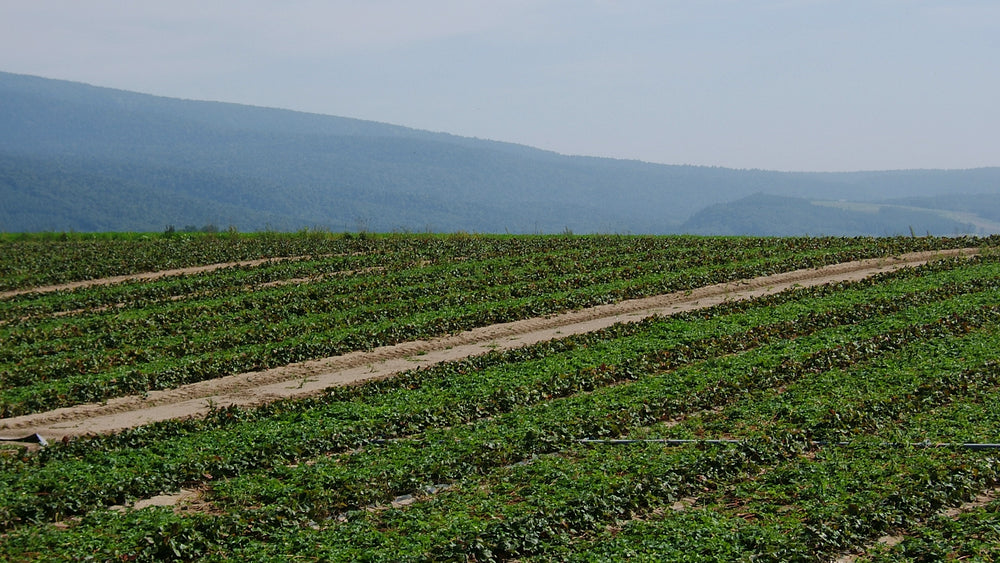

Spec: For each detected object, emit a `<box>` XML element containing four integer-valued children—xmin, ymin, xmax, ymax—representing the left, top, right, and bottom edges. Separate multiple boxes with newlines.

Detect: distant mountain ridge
<box><xmin>680</xmin><ymin>193</ymin><xmax>987</xmax><ymax>237</ymax></box>
<box><xmin>2</xmin><ymin>70</ymin><xmax>998</xmax><ymax>234</ymax></box>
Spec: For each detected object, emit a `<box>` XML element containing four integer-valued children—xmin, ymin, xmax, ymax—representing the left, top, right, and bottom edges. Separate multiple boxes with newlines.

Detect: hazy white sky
<box><xmin>1</xmin><ymin>0</ymin><xmax>997</xmax><ymax>171</ymax></box>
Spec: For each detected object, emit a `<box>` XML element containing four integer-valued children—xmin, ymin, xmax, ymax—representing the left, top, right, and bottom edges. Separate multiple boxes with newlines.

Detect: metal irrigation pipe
<box><xmin>578</xmin><ymin>438</ymin><xmax>1000</xmax><ymax>450</ymax></box>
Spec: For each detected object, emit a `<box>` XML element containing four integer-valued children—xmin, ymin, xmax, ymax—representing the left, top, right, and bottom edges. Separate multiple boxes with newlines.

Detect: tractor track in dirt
<box><xmin>0</xmin><ymin>254</ymin><xmax>344</xmax><ymax>300</ymax></box>
<box><xmin>0</xmin><ymin>248</ymin><xmax>980</xmax><ymax>442</ymax></box>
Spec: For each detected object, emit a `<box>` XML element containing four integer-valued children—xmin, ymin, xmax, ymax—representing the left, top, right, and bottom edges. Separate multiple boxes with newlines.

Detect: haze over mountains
<box><xmin>2</xmin><ymin>71</ymin><xmax>998</xmax><ymax>236</ymax></box>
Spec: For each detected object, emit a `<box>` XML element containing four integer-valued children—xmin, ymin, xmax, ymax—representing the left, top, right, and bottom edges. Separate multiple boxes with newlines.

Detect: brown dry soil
<box><xmin>0</xmin><ymin>248</ymin><xmax>980</xmax><ymax>442</ymax></box>
<box><xmin>0</xmin><ymin>256</ymin><xmax>308</xmax><ymax>300</ymax></box>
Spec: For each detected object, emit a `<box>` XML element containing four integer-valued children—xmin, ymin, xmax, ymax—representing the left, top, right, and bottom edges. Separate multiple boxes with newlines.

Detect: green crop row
<box><xmin>554</xmin><ymin>328</ymin><xmax>1000</xmax><ymax>560</ymax></box>
<box><xmin>0</xmin><ymin>256</ymin><xmax>964</xmax><ymax>528</ymax></box>
<box><xmin>5</xmin><ymin>301</ymin><xmax>998</xmax><ymax>560</ymax></box>
<box><xmin>2</xmin><ymin>255</ymin><xmax>992</xmax><ymax>523</ymax></box>
<box><xmin>220</xmin><ymin>323</ymin><xmax>1000</xmax><ymax>562</ymax></box>
<box><xmin>0</xmin><ymin>230</ymin><xmax>356</xmax><ymax>291</ymax></box>
<box><xmin>205</xmin><ymin>300</ymin><xmax>1000</xmax><ymax>515</ymax></box>
<box><xmin>2</xmin><ymin>232</ymin><xmax>982</xmax><ymax>293</ymax></box>
<box><xmin>859</xmin><ymin>498</ymin><xmax>1000</xmax><ymax>561</ymax></box>
<box><xmin>2</xmin><ymin>253</ymin><xmax>1000</xmax><ymax>561</ymax></box>
<box><xmin>5</xmin><ymin>236</ymin><xmax>980</xmax><ymax>416</ymax></box>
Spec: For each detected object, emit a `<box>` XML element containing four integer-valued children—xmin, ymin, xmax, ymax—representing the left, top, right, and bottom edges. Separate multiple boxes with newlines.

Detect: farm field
<box><xmin>1</xmin><ymin>232</ymin><xmax>999</xmax><ymax>561</ymax></box>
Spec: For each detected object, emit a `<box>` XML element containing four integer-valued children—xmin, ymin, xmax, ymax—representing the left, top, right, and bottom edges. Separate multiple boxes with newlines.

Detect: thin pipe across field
<box><xmin>578</xmin><ymin>438</ymin><xmax>1000</xmax><ymax>449</ymax></box>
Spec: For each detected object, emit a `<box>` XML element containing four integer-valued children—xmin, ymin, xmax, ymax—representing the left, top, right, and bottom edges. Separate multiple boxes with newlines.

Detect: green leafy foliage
<box><xmin>0</xmin><ymin>234</ymin><xmax>998</xmax><ymax>561</ymax></box>
<box><xmin>3</xmin><ymin>234</ymin><xmax>978</xmax><ymax>415</ymax></box>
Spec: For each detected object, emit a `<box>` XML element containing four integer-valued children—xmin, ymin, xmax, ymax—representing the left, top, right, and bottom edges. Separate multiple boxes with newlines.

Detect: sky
<box><xmin>1</xmin><ymin>0</ymin><xmax>997</xmax><ymax>172</ymax></box>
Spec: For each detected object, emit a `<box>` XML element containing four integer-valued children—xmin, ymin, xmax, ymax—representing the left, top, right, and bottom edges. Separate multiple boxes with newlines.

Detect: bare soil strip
<box><xmin>0</xmin><ymin>248</ymin><xmax>980</xmax><ymax>441</ymax></box>
<box><xmin>0</xmin><ymin>266</ymin><xmax>387</xmax><ymax>326</ymax></box>
<box><xmin>0</xmin><ymin>254</ymin><xmax>334</xmax><ymax>299</ymax></box>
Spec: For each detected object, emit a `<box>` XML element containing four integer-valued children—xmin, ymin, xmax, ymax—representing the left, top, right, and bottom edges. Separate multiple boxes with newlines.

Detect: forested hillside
<box><xmin>681</xmin><ymin>193</ymin><xmax>980</xmax><ymax>237</ymax></box>
<box><xmin>2</xmin><ymin>71</ymin><xmax>999</xmax><ymax>234</ymax></box>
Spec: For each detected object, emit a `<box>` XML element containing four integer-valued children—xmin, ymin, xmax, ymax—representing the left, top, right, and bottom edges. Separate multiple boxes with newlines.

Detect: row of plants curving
<box><xmin>3</xmin><ymin>235</ymin><xmax>981</xmax><ymax>416</ymax></box>
<box><xmin>2</xmin><ymin>248</ymin><xmax>999</xmax><ymax>560</ymax></box>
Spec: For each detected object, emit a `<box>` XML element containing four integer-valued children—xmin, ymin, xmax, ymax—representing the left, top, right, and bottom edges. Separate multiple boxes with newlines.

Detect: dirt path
<box><xmin>0</xmin><ymin>255</ymin><xmax>332</xmax><ymax>299</ymax></box>
<box><xmin>0</xmin><ymin>248</ymin><xmax>980</xmax><ymax>441</ymax></box>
